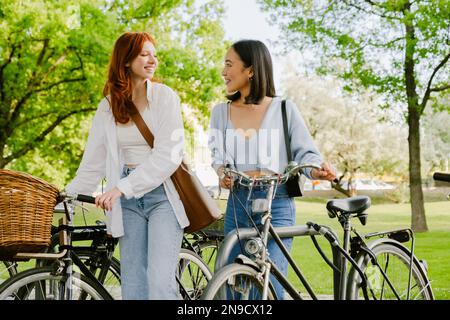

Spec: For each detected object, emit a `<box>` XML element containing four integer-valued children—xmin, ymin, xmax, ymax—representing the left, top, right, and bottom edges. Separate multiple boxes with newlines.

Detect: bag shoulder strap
<box><xmin>127</xmin><ymin>100</ymin><xmax>155</xmax><ymax>148</ymax></box>
<box><xmin>281</xmin><ymin>99</ymin><xmax>293</xmax><ymax>162</ymax></box>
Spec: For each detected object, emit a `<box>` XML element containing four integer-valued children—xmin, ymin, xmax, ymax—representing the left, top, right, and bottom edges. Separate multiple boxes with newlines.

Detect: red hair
<box><xmin>103</xmin><ymin>32</ymin><xmax>156</xmax><ymax>124</ymax></box>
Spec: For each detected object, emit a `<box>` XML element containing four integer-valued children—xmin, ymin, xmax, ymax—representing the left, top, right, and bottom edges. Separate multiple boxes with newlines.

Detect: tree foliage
<box><xmin>261</xmin><ymin>0</ymin><xmax>450</xmax><ymax>231</ymax></box>
<box><xmin>0</xmin><ymin>0</ymin><xmax>226</xmax><ymax>187</ymax></box>
<box><xmin>282</xmin><ymin>71</ymin><xmax>409</xmax><ymax>185</ymax></box>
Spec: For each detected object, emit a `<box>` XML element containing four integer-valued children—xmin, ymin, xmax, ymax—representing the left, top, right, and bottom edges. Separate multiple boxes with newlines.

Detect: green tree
<box><xmin>0</xmin><ymin>0</ymin><xmax>226</xmax><ymax>187</ymax></box>
<box><xmin>421</xmin><ymin>108</ymin><xmax>450</xmax><ymax>175</ymax></box>
<box><xmin>261</xmin><ymin>0</ymin><xmax>450</xmax><ymax>232</ymax></box>
<box><xmin>282</xmin><ymin>71</ymin><xmax>409</xmax><ymax>192</ymax></box>
<box><xmin>0</xmin><ymin>0</ymin><xmax>116</xmax><ymax>186</ymax></box>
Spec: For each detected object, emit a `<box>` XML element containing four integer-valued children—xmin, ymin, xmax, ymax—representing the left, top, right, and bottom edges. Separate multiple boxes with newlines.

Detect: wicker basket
<box><xmin>0</xmin><ymin>169</ymin><xmax>59</xmax><ymax>259</ymax></box>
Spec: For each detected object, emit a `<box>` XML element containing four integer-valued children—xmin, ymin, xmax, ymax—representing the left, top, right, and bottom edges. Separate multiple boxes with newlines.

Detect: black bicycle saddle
<box><xmin>326</xmin><ymin>195</ymin><xmax>371</xmax><ymax>215</ymax></box>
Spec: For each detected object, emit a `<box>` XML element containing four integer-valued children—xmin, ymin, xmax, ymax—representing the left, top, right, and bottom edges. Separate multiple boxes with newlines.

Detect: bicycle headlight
<box><xmin>244</xmin><ymin>237</ymin><xmax>263</xmax><ymax>256</ymax></box>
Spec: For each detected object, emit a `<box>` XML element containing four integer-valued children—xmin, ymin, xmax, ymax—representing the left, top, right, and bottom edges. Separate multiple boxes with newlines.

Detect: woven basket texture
<box><xmin>0</xmin><ymin>169</ymin><xmax>59</xmax><ymax>259</ymax></box>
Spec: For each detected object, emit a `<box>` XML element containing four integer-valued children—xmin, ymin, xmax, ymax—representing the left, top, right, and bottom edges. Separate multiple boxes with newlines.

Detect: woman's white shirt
<box><xmin>65</xmin><ymin>81</ymin><xmax>189</xmax><ymax>238</ymax></box>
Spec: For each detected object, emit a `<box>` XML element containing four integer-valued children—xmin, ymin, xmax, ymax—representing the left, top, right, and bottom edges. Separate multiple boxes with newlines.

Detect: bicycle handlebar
<box><xmin>433</xmin><ymin>172</ymin><xmax>450</xmax><ymax>183</ymax></box>
<box><xmin>224</xmin><ymin>162</ymin><xmax>322</xmax><ymax>187</ymax></box>
<box><xmin>58</xmin><ymin>191</ymin><xmax>96</xmax><ymax>204</ymax></box>
<box><xmin>75</xmin><ymin>194</ymin><xmax>96</xmax><ymax>204</ymax></box>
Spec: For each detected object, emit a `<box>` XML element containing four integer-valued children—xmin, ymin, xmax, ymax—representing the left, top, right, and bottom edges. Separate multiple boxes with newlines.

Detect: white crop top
<box><xmin>117</xmin><ymin>111</ymin><xmax>152</xmax><ymax>165</ymax></box>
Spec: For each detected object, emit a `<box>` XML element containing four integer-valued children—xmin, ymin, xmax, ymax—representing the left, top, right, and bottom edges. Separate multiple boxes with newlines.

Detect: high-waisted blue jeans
<box><xmin>224</xmin><ymin>184</ymin><xmax>296</xmax><ymax>300</ymax></box>
<box><xmin>119</xmin><ymin>166</ymin><xmax>183</xmax><ymax>300</ymax></box>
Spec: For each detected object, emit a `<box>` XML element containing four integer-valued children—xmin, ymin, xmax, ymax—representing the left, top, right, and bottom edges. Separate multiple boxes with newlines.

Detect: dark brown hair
<box><xmin>226</xmin><ymin>40</ymin><xmax>276</xmax><ymax>104</ymax></box>
<box><xmin>103</xmin><ymin>32</ymin><xmax>156</xmax><ymax>124</ymax></box>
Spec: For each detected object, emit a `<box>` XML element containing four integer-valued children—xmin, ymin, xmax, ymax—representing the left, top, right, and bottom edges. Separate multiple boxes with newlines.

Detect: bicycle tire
<box><xmin>36</xmin><ymin>248</ymin><xmax>122</xmax><ymax>299</ymax></box>
<box><xmin>73</xmin><ymin>250</ymin><xmax>121</xmax><ymax>300</ymax></box>
<box><xmin>201</xmin><ymin>263</ymin><xmax>276</xmax><ymax>300</ymax></box>
<box><xmin>1</xmin><ymin>261</ymin><xmax>17</xmax><ymax>285</ymax></box>
<box><xmin>0</xmin><ymin>266</ymin><xmax>112</xmax><ymax>300</ymax></box>
<box><xmin>75</xmin><ymin>248</ymin><xmax>212</xmax><ymax>300</ymax></box>
<box><xmin>72</xmin><ymin>248</ymin><xmax>213</xmax><ymax>300</ymax></box>
<box><xmin>193</xmin><ymin>240</ymin><xmax>220</xmax><ymax>271</ymax></box>
<box><xmin>347</xmin><ymin>242</ymin><xmax>434</xmax><ymax>300</ymax></box>
<box><xmin>178</xmin><ymin>248</ymin><xmax>213</xmax><ymax>300</ymax></box>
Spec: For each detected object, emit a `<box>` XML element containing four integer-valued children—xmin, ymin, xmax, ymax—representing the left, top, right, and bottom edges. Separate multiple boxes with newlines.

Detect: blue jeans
<box><xmin>224</xmin><ymin>184</ymin><xmax>296</xmax><ymax>300</ymax></box>
<box><xmin>119</xmin><ymin>166</ymin><xmax>183</xmax><ymax>300</ymax></box>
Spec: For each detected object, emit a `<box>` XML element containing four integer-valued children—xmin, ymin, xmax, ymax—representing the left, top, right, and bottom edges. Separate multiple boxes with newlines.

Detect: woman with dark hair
<box><xmin>208</xmin><ymin>40</ymin><xmax>336</xmax><ymax>299</ymax></box>
<box><xmin>65</xmin><ymin>32</ymin><xmax>187</xmax><ymax>299</ymax></box>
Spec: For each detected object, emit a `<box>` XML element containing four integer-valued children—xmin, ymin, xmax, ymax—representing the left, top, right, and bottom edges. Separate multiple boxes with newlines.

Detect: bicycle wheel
<box><xmin>201</xmin><ymin>263</ymin><xmax>276</xmax><ymax>300</ymax></box>
<box><xmin>348</xmin><ymin>242</ymin><xmax>433</xmax><ymax>300</ymax></box>
<box><xmin>0</xmin><ymin>261</ymin><xmax>17</xmax><ymax>285</ymax></box>
<box><xmin>178</xmin><ymin>248</ymin><xmax>212</xmax><ymax>300</ymax></box>
<box><xmin>0</xmin><ymin>266</ymin><xmax>112</xmax><ymax>300</ymax></box>
<box><xmin>74</xmin><ymin>250</ymin><xmax>121</xmax><ymax>300</ymax></box>
<box><xmin>194</xmin><ymin>240</ymin><xmax>220</xmax><ymax>271</ymax></box>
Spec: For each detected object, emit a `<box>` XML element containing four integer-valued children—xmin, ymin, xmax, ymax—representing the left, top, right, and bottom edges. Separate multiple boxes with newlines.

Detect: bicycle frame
<box><xmin>216</xmin><ymin>221</ymin><xmax>350</xmax><ymax>298</ymax></box>
<box><xmin>13</xmin><ymin>200</ymin><xmax>114</xmax><ymax>300</ymax></box>
<box><xmin>218</xmin><ymin>174</ymin><xmax>426</xmax><ymax>300</ymax></box>
<box><xmin>47</xmin><ymin>223</ymin><xmax>118</xmax><ymax>285</ymax></box>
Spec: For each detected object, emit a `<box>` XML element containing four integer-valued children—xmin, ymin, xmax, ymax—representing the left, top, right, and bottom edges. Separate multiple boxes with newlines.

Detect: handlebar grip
<box><xmin>433</xmin><ymin>172</ymin><xmax>450</xmax><ymax>183</ymax></box>
<box><xmin>76</xmin><ymin>194</ymin><xmax>96</xmax><ymax>204</ymax></box>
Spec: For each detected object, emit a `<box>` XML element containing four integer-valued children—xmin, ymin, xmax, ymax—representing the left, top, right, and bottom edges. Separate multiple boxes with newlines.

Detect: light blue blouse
<box><xmin>208</xmin><ymin>97</ymin><xmax>323</xmax><ymax>179</ymax></box>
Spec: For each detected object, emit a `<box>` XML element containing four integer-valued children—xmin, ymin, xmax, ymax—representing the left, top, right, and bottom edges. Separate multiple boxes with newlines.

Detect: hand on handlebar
<box><xmin>219</xmin><ymin>163</ymin><xmax>327</xmax><ymax>189</ymax></box>
<box><xmin>220</xmin><ymin>176</ymin><xmax>232</xmax><ymax>189</ymax></box>
<box><xmin>95</xmin><ymin>187</ymin><xmax>123</xmax><ymax>211</ymax></box>
<box><xmin>311</xmin><ymin>162</ymin><xmax>337</xmax><ymax>181</ymax></box>
<box><xmin>218</xmin><ymin>166</ymin><xmax>233</xmax><ymax>189</ymax></box>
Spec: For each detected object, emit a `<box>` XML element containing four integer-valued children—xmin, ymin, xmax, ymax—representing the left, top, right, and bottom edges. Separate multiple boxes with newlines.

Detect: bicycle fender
<box><xmin>234</xmin><ymin>254</ymin><xmax>260</xmax><ymax>270</ymax></box>
<box><xmin>346</xmin><ymin>238</ymin><xmax>429</xmax><ymax>299</ymax></box>
<box><xmin>357</xmin><ymin>238</ymin><xmax>424</xmax><ymax>271</ymax></box>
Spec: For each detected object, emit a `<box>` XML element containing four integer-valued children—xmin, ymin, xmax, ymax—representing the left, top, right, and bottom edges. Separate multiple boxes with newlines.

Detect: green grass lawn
<box><xmin>290</xmin><ymin>199</ymin><xmax>450</xmax><ymax>299</ymax></box>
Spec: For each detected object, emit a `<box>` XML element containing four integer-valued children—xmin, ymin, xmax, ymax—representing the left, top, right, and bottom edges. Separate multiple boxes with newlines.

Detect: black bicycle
<box><xmin>0</xmin><ymin>193</ymin><xmax>213</xmax><ymax>300</ymax></box>
<box><xmin>0</xmin><ymin>193</ymin><xmax>114</xmax><ymax>299</ymax></box>
<box><xmin>201</xmin><ymin>163</ymin><xmax>434</xmax><ymax>300</ymax></box>
<box><xmin>433</xmin><ymin>172</ymin><xmax>450</xmax><ymax>197</ymax></box>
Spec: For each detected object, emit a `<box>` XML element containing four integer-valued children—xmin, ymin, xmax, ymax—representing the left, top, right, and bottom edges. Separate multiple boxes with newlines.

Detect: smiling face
<box><xmin>128</xmin><ymin>41</ymin><xmax>158</xmax><ymax>81</ymax></box>
<box><xmin>222</xmin><ymin>47</ymin><xmax>253</xmax><ymax>96</ymax></box>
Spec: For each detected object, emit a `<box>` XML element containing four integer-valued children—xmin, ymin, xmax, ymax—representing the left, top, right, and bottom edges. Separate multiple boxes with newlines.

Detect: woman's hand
<box><xmin>311</xmin><ymin>162</ymin><xmax>336</xmax><ymax>181</ymax></box>
<box><xmin>95</xmin><ymin>187</ymin><xmax>123</xmax><ymax>211</ymax></box>
<box><xmin>217</xmin><ymin>166</ymin><xmax>232</xmax><ymax>189</ymax></box>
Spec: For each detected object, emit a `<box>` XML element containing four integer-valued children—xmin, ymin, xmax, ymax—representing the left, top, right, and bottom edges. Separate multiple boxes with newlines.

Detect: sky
<box><xmin>221</xmin><ymin>0</ymin><xmax>285</xmax><ymax>89</ymax></box>
<box><xmin>222</xmin><ymin>0</ymin><xmax>280</xmax><ymax>42</ymax></box>
<box><xmin>192</xmin><ymin>0</ymin><xmax>288</xmax><ymax>168</ymax></box>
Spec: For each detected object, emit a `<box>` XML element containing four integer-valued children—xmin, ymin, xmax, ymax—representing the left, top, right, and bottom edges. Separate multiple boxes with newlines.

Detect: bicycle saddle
<box><xmin>326</xmin><ymin>195</ymin><xmax>371</xmax><ymax>215</ymax></box>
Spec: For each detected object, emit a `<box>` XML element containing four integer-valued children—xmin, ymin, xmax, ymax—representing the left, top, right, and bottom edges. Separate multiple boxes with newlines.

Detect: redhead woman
<box><xmin>65</xmin><ymin>32</ymin><xmax>187</xmax><ymax>300</ymax></box>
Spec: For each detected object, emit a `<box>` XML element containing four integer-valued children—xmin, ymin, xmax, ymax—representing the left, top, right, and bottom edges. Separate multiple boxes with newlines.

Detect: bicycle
<box><xmin>49</xmin><ymin>203</ymin><xmax>216</xmax><ymax>300</ymax></box>
<box><xmin>201</xmin><ymin>163</ymin><xmax>434</xmax><ymax>300</ymax></box>
<box><xmin>0</xmin><ymin>193</ymin><xmax>213</xmax><ymax>300</ymax></box>
<box><xmin>183</xmin><ymin>221</ymin><xmax>224</xmax><ymax>269</ymax></box>
<box><xmin>0</xmin><ymin>192</ymin><xmax>114</xmax><ymax>300</ymax></box>
<box><xmin>433</xmin><ymin>172</ymin><xmax>450</xmax><ymax>198</ymax></box>
<box><xmin>44</xmin><ymin>215</ymin><xmax>215</xmax><ymax>300</ymax></box>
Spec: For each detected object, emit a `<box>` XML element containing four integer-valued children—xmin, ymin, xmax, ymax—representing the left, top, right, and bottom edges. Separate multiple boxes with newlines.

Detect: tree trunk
<box><xmin>408</xmin><ymin>106</ymin><xmax>428</xmax><ymax>232</ymax></box>
<box><xmin>403</xmin><ymin>4</ymin><xmax>428</xmax><ymax>233</ymax></box>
